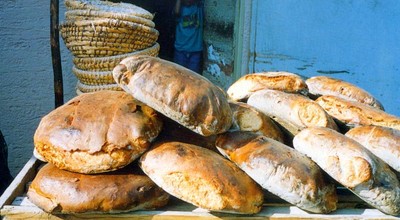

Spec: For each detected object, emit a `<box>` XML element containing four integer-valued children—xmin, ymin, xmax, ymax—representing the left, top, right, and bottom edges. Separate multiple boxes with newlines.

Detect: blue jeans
<box><xmin>174</xmin><ymin>50</ymin><xmax>202</xmax><ymax>74</ymax></box>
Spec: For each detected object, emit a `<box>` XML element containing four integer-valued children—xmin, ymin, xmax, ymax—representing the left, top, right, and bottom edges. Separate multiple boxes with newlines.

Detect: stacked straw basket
<box><xmin>60</xmin><ymin>0</ymin><xmax>160</xmax><ymax>95</ymax></box>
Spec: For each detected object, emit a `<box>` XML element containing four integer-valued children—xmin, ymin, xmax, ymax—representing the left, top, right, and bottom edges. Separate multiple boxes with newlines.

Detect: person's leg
<box><xmin>174</xmin><ymin>50</ymin><xmax>188</xmax><ymax>68</ymax></box>
<box><xmin>187</xmin><ymin>51</ymin><xmax>202</xmax><ymax>74</ymax></box>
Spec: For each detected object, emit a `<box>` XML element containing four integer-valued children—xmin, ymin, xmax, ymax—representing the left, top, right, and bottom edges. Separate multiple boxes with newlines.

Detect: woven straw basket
<box><xmin>65</xmin><ymin>0</ymin><xmax>154</xmax><ymax>20</ymax></box>
<box><xmin>72</xmin><ymin>66</ymin><xmax>114</xmax><ymax>85</ymax></box>
<box><xmin>65</xmin><ymin>9</ymin><xmax>155</xmax><ymax>28</ymax></box>
<box><xmin>73</xmin><ymin>42</ymin><xmax>159</xmax><ymax>71</ymax></box>
<box><xmin>76</xmin><ymin>81</ymin><xmax>123</xmax><ymax>94</ymax></box>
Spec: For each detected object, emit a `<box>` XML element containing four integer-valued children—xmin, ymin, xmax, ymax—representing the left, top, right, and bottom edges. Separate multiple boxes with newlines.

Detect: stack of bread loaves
<box><xmin>30</xmin><ymin>55</ymin><xmax>400</xmax><ymax>216</ymax></box>
<box><xmin>60</xmin><ymin>0</ymin><xmax>160</xmax><ymax>94</ymax></box>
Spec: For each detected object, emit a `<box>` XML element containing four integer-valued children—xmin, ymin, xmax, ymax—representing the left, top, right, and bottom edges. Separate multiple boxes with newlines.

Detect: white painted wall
<box><xmin>0</xmin><ymin>0</ymin><xmax>76</xmax><ymax>176</ymax></box>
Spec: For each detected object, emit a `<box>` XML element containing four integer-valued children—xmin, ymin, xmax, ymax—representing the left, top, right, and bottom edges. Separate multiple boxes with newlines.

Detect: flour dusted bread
<box><xmin>346</xmin><ymin>125</ymin><xmax>400</xmax><ymax>172</ymax></box>
<box><xmin>27</xmin><ymin>163</ymin><xmax>169</xmax><ymax>213</ymax></box>
<box><xmin>113</xmin><ymin>55</ymin><xmax>232</xmax><ymax>136</ymax></box>
<box><xmin>227</xmin><ymin>71</ymin><xmax>307</xmax><ymax>101</ymax></box>
<box><xmin>216</xmin><ymin>131</ymin><xmax>337</xmax><ymax>214</ymax></box>
<box><xmin>247</xmin><ymin>89</ymin><xmax>338</xmax><ymax>137</ymax></box>
<box><xmin>34</xmin><ymin>90</ymin><xmax>162</xmax><ymax>174</ymax></box>
<box><xmin>316</xmin><ymin>95</ymin><xmax>400</xmax><ymax>130</ymax></box>
<box><xmin>139</xmin><ymin>141</ymin><xmax>264</xmax><ymax>214</ymax></box>
<box><xmin>306</xmin><ymin>76</ymin><xmax>384</xmax><ymax>110</ymax></box>
<box><xmin>293</xmin><ymin>127</ymin><xmax>400</xmax><ymax>215</ymax></box>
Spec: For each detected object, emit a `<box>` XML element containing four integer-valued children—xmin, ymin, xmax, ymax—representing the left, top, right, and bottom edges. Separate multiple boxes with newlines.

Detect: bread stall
<box><xmin>1</xmin><ymin>0</ymin><xmax>400</xmax><ymax>219</ymax></box>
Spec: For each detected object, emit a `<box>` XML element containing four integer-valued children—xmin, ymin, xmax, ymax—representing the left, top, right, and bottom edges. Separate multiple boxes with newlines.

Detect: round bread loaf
<box><xmin>305</xmin><ymin>76</ymin><xmax>384</xmax><ymax>110</ymax></box>
<box><xmin>227</xmin><ymin>71</ymin><xmax>307</xmax><ymax>101</ymax></box>
<box><xmin>112</xmin><ymin>55</ymin><xmax>232</xmax><ymax>137</ymax></box>
<box><xmin>216</xmin><ymin>131</ymin><xmax>338</xmax><ymax>214</ymax></box>
<box><xmin>139</xmin><ymin>141</ymin><xmax>264</xmax><ymax>214</ymax></box>
<box><xmin>346</xmin><ymin>125</ymin><xmax>400</xmax><ymax>172</ymax></box>
<box><xmin>27</xmin><ymin>163</ymin><xmax>169</xmax><ymax>213</ymax></box>
<box><xmin>34</xmin><ymin>90</ymin><xmax>163</xmax><ymax>174</ymax></box>
<box><xmin>293</xmin><ymin>127</ymin><xmax>400</xmax><ymax>216</ymax></box>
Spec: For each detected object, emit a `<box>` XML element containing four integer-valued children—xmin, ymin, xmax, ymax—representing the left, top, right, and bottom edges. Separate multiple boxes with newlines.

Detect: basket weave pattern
<box><xmin>60</xmin><ymin>0</ymin><xmax>159</xmax><ymax>94</ymax></box>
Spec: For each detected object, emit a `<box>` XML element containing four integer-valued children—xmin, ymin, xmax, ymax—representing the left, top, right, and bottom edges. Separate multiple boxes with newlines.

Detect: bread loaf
<box><xmin>293</xmin><ymin>127</ymin><xmax>400</xmax><ymax>215</ymax></box>
<box><xmin>315</xmin><ymin>95</ymin><xmax>400</xmax><ymax>130</ymax></box>
<box><xmin>227</xmin><ymin>71</ymin><xmax>307</xmax><ymax>101</ymax></box>
<box><xmin>306</xmin><ymin>76</ymin><xmax>384</xmax><ymax>110</ymax></box>
<box><xmin>139</xmin><ymin>141</ymin><xmax>264</xmax><ymax>214</ymax></box>
<box><xmin>27</xmin><ymin>163</ymin><xmax>169</xmax><ymax>213</ymax></box>
<box><xmin>113</xmin><ymin>55</ymin><xmax>232</xmax><ymax>136</ymax></box>
<box><xmin>229</xmin><ymin>101</ymin><xmax>284</xmax><ymax>143</ymax></box>
<box><xmin>216</xmin><ymin>131</ymin><xmax>337</xmax><ymax>214</ymax></box>
<box><xmin>247</xmin><ymin>89</ymin><xmax>338</xmax><ymax>137</ymax></box>
<box><xmin>346</xmin><ymin>125</ymin><xmax>400</xmax><ymax>172</ymax></box>
<box><xmin>34</xmin><ymin>90</ymin><xmax>162</xmax><ymax>174</ymax></box>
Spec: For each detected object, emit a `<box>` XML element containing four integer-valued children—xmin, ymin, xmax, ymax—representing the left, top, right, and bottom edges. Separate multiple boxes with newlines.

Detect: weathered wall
<box><xmin>203</xmin><ymin>0</ymin><xmax>236</xmax><ymax>90</ymax></box>
<box><xmin>0</xmin><ymin>0</ymin><xmax>76</xmax><ymax>177</ymax></box>
<box><xmin>249</xmin><ymin>0</ymin><xmax>400</xmax><ymax>116</ymax></box>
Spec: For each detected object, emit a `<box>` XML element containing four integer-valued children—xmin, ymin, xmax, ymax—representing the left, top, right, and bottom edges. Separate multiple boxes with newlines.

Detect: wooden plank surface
<box><xmin>1</xmin><ymin>157</ymin><xmax>399</xmax><ymax>219</ymax></box>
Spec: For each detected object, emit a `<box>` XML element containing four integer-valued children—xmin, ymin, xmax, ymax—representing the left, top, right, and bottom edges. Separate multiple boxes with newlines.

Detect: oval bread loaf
<box><xmin>346</xmin><ymin>125</ymin><xmax>400</xmax><ymax>172</ymax></box>
<box><xmin>316</xmin><ymin>95</ymin><xmax>400</xmax><ymax>130</ymax></box>
<box><xmin>139</xmin><ymin>141</ymin><xmax>264</xmax><ymax>214</ymax></box>
<box><xmin>293</xmin><ymin>127</ymin><xmax>400</xmax><ymax>216</ymax></box>
<box><xmin>227</xmin><ymin>71</ymin><xmax>307</xmax><ymax>101</ymax></box>
<box><xmin>216</xmin><ymin>131</ymin><xmax>338</xmax><ymax>214</ymax></box>
<box><xmin>113</xmin><ymin>55</ymin><xmax>232</xmax><ymax>136</ymax></box>
<box><xmin>27</xmin><ymin>163</ymin><xmax>169</xmax><ymax>213</ymax></box>
<box><xmin>247</xmin><ymin>89</ymin><xmax>338</xmax><ymax>136</ymax></box>
<box><xmin>306</xmin><ymin>76</ymin><xmax>384</xmax><ymax>110</ymax></box>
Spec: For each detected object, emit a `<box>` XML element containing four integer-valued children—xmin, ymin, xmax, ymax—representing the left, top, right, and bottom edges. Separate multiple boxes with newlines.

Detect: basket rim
<box><xmin>60</xmin><ymin>18</ymin><xmax>158</xmax><ymax>35</ymax></box>
<box><xmin>65</xmin><ymin>0</ymin><xmax>154</xmax><ymax>20</ymax></box>
<box><xmin>65</xmin><ymin>9</ymin><xmax>155</xmax><ymax>28</ymax></box>
<box><xmin>73</xmin><ymin>42</ymin><xmax>160</xmax><ymax>63</ymax></box>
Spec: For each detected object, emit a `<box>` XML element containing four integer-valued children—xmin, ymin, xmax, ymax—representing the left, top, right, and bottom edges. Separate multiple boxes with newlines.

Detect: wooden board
<box><xmin>1</xmin><ymin>156</ymin><xmax>399</xmax><ymax>219</ymax></box>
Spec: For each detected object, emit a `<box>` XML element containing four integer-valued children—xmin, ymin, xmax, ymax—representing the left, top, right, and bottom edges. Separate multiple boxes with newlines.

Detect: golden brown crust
<box><xmin>247</xmin><ymin>90</ymin><xmax>338</xmax><ymax>137</ymax></box>
<box><xmin>34</xmin><ymin>90</ymin><xmax>163</xmax><ymax>173</ymax></box>
<box><xmin>293</xmin><ymin>127</ymin><xmax>400</xmax><ymax>215</ymax></box>
<box><xmin>27</xmin><ymin>163</ymin><xmax>169</xmax><ymax>213</ymax></box>
<box><xmin>315</xmin><ymin>95</ymin><xmax>400</xmax><ymax>130</ymax></box>
<box><xmin>227</xmin><ymin>72</ymin><xmax>307</xmax><ymax>101</ymax></box>
<box><xmin>229</xmin><ymin>101</ymin><xmax>284</xmax><ymax>143</ymax></box>
<box><xmin>216</xmin><ymin>132</ymin><xmax>337</xmax><ymax>214</ymax></box>
<box><xmin>346</xmin><ymin>125</ymin><xmax>400</xmax><ymax>172</ymax></box>
<box><xmin>113</xmin><ymin>55</ymin><xmax>232</xmax><ymax>136</ymax></box>
<box><xmin>139</xmin><ymin>141</ymin><xmax>264</xmax><ymax>214</ymax></box>
<box><xmin>306</xmin><ymin>76</ymin><xmax>384</xmax><ymax>110</ymax></box>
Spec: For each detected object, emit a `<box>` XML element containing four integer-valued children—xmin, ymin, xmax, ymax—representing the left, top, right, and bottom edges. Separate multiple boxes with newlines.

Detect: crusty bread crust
<box><xmin>306</xmin><ymin>76</ymin><xmax>384</xmax><ymax>110</ymax></box>
<box><xmin>229</xmin><ymin>101</ymin><xmax>284</xmax><ymax>143</ymax></box>
<box><xmin>34</xmin><ymin>90</ymin><xmax>162</xmax><ymax>173</ymax></box>
<box><xmin>113</xmin><ymin>55</ymin><xmax>232</xmax><ymax>136</ymax></box>
<box><xmin>227</xmin><ymin>72</ymin><xmax>307</xmax><ymax>101</ymax></box>
<box><xmin>346</xmin><ymin>125</ymin><xmax>400</xmax><ymax>172</ymax></box>
<box><xmin>27</xmin><ymin>163</ymin><xmax>169</xmax><ymax>213</ymax></box>
<box><xmin>293</xmin><ymin>127</ymin><xmax>400</xmax><ymax>215</ymax></box>
<box><xmin>216</xmin><ymin>131</ymin><xmax>337</xmax><ymax>214</ymax></box>
<box><xmin>139</xmin><ymin>141</ymin><xmax>264</xmax><ymax>214</ymax></box>
<box><xmin>247</xmin><ymin>90</ymin><xmax>338</xmax><ymax>136</ymax></box>
<box><xmin>315</xmin><ymin>95</ymin><xmax>400</xmax><ymax>130</ymax></box>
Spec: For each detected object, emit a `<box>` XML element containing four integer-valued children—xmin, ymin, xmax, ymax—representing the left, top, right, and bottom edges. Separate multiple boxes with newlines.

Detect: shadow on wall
<box><xmin>0</xmin><ymin>130</ymin><xmax>13</xmax><ymax>196</ymax></box>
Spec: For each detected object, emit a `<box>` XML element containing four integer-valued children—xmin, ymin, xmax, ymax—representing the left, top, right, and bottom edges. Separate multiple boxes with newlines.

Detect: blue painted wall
<box><xmin>249</xmin><ymin>0</ymin><xmax>399</xmax><ymax>116</ymax></box>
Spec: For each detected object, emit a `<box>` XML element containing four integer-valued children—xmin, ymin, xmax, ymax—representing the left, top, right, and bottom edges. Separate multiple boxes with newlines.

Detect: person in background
<box><xmin>173</xmin><ymin>0</ymin><xmax>204</xmax><ymax>74</ymax></box>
